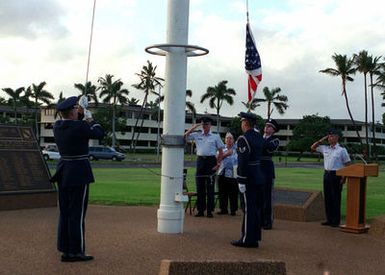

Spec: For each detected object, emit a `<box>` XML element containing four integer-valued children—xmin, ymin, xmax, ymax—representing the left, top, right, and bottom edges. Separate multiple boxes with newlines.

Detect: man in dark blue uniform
<box><xmin>231</xmin><ymin>112</ymin><xmax>265</xmax><ymax>248</ymax></box>
<box><xmin>185</xmin><ymin>116</ymin><xmax>224</xmax><ymax>218</ymax></box>
<box><xmin>51</xmin><ymin>96</ymin><xmax>104</xmax><ymax>262</ymax></box>
<box><xmin>261</xmin><ymin>118</ymin><xmax>280</xmax><ymax>230</ymax></box>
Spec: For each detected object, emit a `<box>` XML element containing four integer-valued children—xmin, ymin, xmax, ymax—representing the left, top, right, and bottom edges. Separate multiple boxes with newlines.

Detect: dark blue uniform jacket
<box><xmin>51</xmin><ymin>120</ymin><xmax>104</xmax><ymax>188</ymax></box>
<box><xmin>261</xmin><ymin>135</ymin><xmax>280</xmax><ymax>179</ymax></box>
<box><xmin>237</xmin><ymin>129</ymin><xmax>264</xmax><ymax>185</ymax></box>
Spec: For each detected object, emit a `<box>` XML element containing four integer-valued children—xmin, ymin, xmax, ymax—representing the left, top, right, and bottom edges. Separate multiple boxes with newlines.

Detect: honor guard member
<box><xmin>51</xmin><ymin>96</ymin><xmax>104</xmax><ymax>262</ymax></box>
<box><xmin>261</xmin><ymin>118</ymin><xmax>280</xmax><ymax>230</ymax></box>
<box><xmin>185</xmin><ymin>116</ymin><xmax>224</xmax><ymax>218</ymax></box>
<box><xmin>311</xmin><ymin>129</ymin><xmax>351</xmax><ymax>227</ymax></box>
<box><xmin>231</xmin><ymin>112</ymin><xmax>265</xmax><ymax>248</ymax></box>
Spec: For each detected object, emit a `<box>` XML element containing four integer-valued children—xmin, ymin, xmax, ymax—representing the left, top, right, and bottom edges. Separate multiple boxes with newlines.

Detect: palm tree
<box><xmin>320</xmin><ymin>53</ymin><xmax>363</xmax><ymax>147</ymax></box>
<box><xmin>353</xmin><ymin>50</ymin><xmax>371</xmax><ymax>150</ymax></box>
<box><xmin>241</xmin><ymin>98</ymin><xmax>261</xmax><ymax>111</ymax></box>
<box><xmin>200</xmin><ymin>80</ymin><xmax>236</xmax><ymax>133</ymax></box>
<box><xmin>131</xmin><ymin>60</ymin><xmax>164</xmax><ymax>152</ymax></box>
<box><xmin>25</xmin><ymin>82</ymin><xmax>54</xmax><ymax>138</ymax></box>
<box><xmin>74</xmin><ymin>81</ymin><xmax>99</xmax><ymax>106</ymax></box>
<box><xmin>255</xmin><ymin>87</ymin><xmax>288</xmax><ymax>119</ymax></box>
<box><xmin>98</xmin><ymin>74</ymin><xmax>129</xmax><ymax>147</ymax></box>
<box><xmin>368</xmin><ymin>55</ymin><xmax>383</xmax><ymax>156</ymax></box>
<box><xmin>1</xmin><ymin>87</ymin><xmax>25</xmax><ymax>124</ymax></box>
<box><xmin>0</xmin><ymin>96</ymin><xmax>6</xmax><ymax>104</ymax></box>
<box><xmin>127</xmin><ymin>97</ymin><xmax>140</xmax><ymax>106</ymax></box>
<box><xmin>185</xmin><ymin>89</ymin><xmax>197</xmax><ymax>122</ymax></box>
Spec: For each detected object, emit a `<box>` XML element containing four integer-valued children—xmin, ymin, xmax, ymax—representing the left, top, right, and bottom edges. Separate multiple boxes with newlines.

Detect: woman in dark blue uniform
<box><xmin>51</xmin><ymin>96</ymin><xmax>104</xmax><ymax>262</ymax></box>
<box><xmin>231</xmin><ymin>112</ymin><xmax>265</xmax><ymax>248</ymax></box>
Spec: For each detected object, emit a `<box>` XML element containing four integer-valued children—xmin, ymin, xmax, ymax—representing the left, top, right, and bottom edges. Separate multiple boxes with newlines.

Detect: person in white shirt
<box><xmin>185</xmin><ymin>117</ymin><xmax>224</xmax><ymax>218</ymax></box>
<box><xmin>311</xmin><ymin>129</ymin><xmax>351</xmax><ymax>227</ymax></box>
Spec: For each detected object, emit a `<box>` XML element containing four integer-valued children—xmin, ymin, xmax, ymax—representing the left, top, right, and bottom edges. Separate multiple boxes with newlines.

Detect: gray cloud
<box><xmin>0</xmin><ymin>0</ymin><xmax>68</xmax><ymax>38</ymax></box>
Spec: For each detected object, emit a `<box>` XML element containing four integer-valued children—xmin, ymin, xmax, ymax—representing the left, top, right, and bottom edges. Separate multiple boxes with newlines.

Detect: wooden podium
<box><xmin>336</xmin><ymin>163</ymin><xmax>379</xmax><ymax>233</ymax></box>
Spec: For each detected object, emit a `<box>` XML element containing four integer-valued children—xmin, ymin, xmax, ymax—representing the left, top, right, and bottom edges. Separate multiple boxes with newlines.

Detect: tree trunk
<box><xmin>363</xmin><ymin>74</ymin><xmax>369</xmax><ymax>153</ymax></box>
<box><xmin>342</xmin><ymin>84</ymin><xmax>363</xmax><ymax>149</ymax></box>
<box><xmin>112</xmin><ymin>104</ymin><xmax>116</xmax><ymax>148</ymax></box>
<box><xmin>216</xmin><ymin>107</ymin><xmax>220</xmax><ymax>134</ymax></box>
<box><xmin>130</xmin><ymin>94</ymin><xmax>147</xmax><ymax>152</ymax></box>
<box><xmin>370</xmin><ymin>74</ymin><xmax>376</xmax><ymax>160</ymax></box>
<box><xmin>267</xmin><ymin>101</ymin><xmax>271</xmax><ymax>119</ymax></box>
<box><xmin>35</xmin><ymin>99</ymin><xmax>39</xmax><ymax>141</ymax></box>
<box><xmin>13</xmin><ymin>102</ymin><xmax>17</xmax><ymax>125</ymax></box>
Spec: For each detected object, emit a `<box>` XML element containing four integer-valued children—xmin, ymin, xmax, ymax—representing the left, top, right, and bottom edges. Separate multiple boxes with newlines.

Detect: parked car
<box><xmin>42</xmin><ymin>149</ymin><xmax>61</xmax><ymax>160</ymax></box>
<box><xmin>88</xmin><ymin>146</ymin><xmax>125</xmax><ymax>161</ymax></box>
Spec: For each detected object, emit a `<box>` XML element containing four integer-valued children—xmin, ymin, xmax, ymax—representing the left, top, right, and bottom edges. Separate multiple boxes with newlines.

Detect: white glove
<box><xmin>79</xmin><ymin>95</ymin><xmax>89</xmax><ymax>109</ymax></box>
<box><xmin>238</xmin><ymin>184</ymin><xmax>246</xmax><ymax>194</ymax></box>
<box><xmin>84</xmin><ymin>109</ymin><xmax>93</xmax><ymax>120</ymax></box>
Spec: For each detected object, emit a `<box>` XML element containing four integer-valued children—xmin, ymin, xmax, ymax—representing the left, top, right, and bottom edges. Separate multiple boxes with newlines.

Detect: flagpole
<box><xmin>246</xmin><ymin>0</ymin><xmax>249</xmax><ymax>23</ymax></box>
<box><xmin>246</xmin><ymin>0</ymin><xmax>250</xmax><ymax>112</ymax></box>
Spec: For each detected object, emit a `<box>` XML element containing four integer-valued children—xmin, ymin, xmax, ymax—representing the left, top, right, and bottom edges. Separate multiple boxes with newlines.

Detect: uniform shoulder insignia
<box><xmin>238</xmin><ymin>146</ymin><xmax>247</xmax><ymax>154</ymax></box>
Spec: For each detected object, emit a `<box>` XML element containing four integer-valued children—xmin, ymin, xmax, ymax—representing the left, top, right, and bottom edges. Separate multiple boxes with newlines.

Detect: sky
<box><xmin>1</xmin><ymin>0</ymin><xmax>385</xmax><ymax>122</ymax></box>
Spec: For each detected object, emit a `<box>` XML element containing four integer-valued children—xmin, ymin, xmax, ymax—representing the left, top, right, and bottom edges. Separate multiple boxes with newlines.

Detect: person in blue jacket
<box><xmin>231</xmin><ymin>112</ymin><xmax>265</xmax><ymax>248</ymax></box>
<box><xmin>261</xmin><ymin>118</ymin><xmax>280</xmax><ymax>230</ymax></box>
<box><xmin>51</xmin><ymin>96</ymin><xmax>104</xmax><ymax>262</ymax></box>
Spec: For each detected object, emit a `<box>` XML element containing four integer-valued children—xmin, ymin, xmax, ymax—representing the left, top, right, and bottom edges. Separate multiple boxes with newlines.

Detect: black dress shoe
<box><xmin>230</xmin><ymin>240</ymin><xmax>258</xmax><ymax>248</ymax></box>
<box><xmin>263</xmin><ymin>225</ymin><xmax>272</xmax><ymax>230</ymax></box>
<box><xmin>206</xmin><ymin>212</ymin><xmax>214</xmax><ymax>218</ymax></box>
<box><xmin>330</xmin><ymin>223</ymin><xmax>339</xmax><ymax>227</ymax></box>
<box><xmin>321</xmin><ymin>221</ymin><xmax>331</xmax><ymax>226</ymax></box>
<box><xmin>61</xmin><ymin>253</ymin><xmax>94</xmax><ymax>262</ymax></box>
<box><xmin>194</xmin><ymin>212</ymin><xmax>204</xmax><ymax>217</ymax></box>
<box><xmin>230</xmin><ymin>212</ymin><xmax>236</xmax><ymax>216</ymax></box>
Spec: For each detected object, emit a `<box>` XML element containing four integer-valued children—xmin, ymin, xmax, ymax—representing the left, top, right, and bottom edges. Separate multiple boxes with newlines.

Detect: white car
<box><xmin>42</xmin><ymin>149</ymin><xmax>61</xmax><ymax>160</ymax></box>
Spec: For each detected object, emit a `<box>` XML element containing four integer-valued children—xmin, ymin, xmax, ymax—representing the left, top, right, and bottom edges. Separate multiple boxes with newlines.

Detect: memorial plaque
<box><xmin>273</xmin><ymin>188</ymin><xmax>325</xmax><ymax>222</ymax></box>
<box><xmin>0</xmin><ymin>125</ymin><xmax>54</xmax><ymax>194</ymax></box>
<box><xmin>274</xmin><ymin>190</ymin><xmax>312</xmax><ymax>206</ymax></box>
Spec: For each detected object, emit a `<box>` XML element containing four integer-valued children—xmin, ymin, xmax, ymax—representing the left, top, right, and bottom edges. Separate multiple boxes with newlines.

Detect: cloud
<box><xmin>0</xmin><ymin>0</ymin><xmax>68</xmax><ymax>38</ymax></box>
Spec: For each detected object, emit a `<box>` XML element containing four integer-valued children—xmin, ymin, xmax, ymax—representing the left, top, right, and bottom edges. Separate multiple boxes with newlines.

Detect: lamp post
<box><xmin>145</xmin><ymin>0</ymin><xmax>208</xmax><ymax>233</ymax></box>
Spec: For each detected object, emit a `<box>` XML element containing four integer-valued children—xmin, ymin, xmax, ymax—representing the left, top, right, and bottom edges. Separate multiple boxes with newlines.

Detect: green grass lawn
<box><xmin>89</xmin><ymin>167</ymin><xmax>385</xmax><ymax>219</ymax></box>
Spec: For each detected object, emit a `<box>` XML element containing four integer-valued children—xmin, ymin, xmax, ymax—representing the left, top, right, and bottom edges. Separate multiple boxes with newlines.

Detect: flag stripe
<box><xmin>245</xmin><ymin>22</ymin><xmax>262</xmax><ymax>102</ymax></box>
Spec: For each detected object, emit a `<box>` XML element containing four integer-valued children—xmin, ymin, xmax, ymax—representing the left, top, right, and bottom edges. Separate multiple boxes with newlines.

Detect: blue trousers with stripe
<box><xmin>57</xmin><ymin>183</ymin><xmax>89</xmax><ymax>254</ymax></box>
<box><xmin>240</xmin><ymin>184</ymin><xmax>263</xmax><ymax>244</ymax></box>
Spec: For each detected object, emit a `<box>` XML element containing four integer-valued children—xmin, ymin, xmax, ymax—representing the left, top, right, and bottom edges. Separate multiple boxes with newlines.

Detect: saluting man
<box><xmin>311</xmin><ymin>129</ymin><xmax>351</xmax><ymax>227</ymax></box>
<box><xmin>185</xmin><ymin>116</ymin><xmax>224</xmax><ymax>218</ymax></box>
<box><xmin>261</xmin><ymin>118</ymin><xmax>280</xmax><ymax>230</ymax></box>
<box><xmin>51</xmin><ymin>96</ymin><xmax>104</xmax><ymax>262</ymax></box>
<box><xmin>231</xmin><ymin>112</ymin><xmax>265</xmax><ymax>248</ymax></box>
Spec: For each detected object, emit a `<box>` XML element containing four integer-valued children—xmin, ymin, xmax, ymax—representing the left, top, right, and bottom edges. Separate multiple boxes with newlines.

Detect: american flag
<box><xmin>245</xmin><ymin>22</ymin><xmax>262</xmax><ymax>102</ymax></box>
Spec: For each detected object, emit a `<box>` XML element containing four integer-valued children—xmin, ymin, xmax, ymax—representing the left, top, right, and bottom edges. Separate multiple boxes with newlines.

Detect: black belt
<box><xmin>248</xmin><ymin>161</ymin><xmax>260</xmax><ymax>165</ymax></box>
<box><xmin>197</xmin><ymin>155</ymin><xmax>216</xmax><ymax>160</ymax></box>
<box><xmin>61</xmin><ymin>154</ymin><xmax>89</xmax><ymax>161</ymax></box>
<box><xmin>260</xmin><ymin>156</ymin><xmax>272</xmax><ymax>161</ymax></box>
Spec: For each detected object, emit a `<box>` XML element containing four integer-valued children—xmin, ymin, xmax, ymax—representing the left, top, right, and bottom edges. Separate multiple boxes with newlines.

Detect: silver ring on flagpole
<box><xmin>145</xmin><ymin>44</ymin><xmax>209</xmax><ymax>57</ymax></box>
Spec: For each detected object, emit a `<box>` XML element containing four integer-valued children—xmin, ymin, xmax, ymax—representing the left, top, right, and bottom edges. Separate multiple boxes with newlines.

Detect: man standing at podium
<box><xmin>311</xmin><ymin>129</ymin><xmax>351</xmax><ymax>227</ymax></box>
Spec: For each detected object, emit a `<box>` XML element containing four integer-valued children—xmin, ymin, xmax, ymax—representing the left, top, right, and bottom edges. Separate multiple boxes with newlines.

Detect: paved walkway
<box><xmin>1</xmin><ymin>205</ymin><xmax>384</xmax><ymax>275</ymax></box>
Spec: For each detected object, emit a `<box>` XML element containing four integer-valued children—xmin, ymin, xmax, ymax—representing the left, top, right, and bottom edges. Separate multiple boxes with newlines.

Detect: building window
<box><xmin>136</xmin><ymin>140</ymin><xmax>148</xmax><ymax>147</ymax></box>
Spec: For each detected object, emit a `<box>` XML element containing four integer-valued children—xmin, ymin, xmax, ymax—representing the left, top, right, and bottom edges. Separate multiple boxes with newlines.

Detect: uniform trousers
<box><xmin>240</xmin><ymin>184</ymin><xmax>264</xmax><ymax>244</ymax></box>
<box><xmin>323</xmin><ymin>171</ymin><xmax>343</xmax><ymax>225</ymax></box>
<box><xmin>262</xmin><ymin>176</ymin><xmax>274</xmax><ymax>227</ymax></box>
<box><xmin>57</xmin><ymin>183</ymin><xmax>89</xmax><ymax>254</ymax></box>
<box><xmin>217</xmin><ymin>175</ymin><xmax>238</xmax><ymax>214</ymax></box>
<box><xmin>196</xmin><ymin>156</ymin><xmax>217</xmax><ymax>214</ymax></box>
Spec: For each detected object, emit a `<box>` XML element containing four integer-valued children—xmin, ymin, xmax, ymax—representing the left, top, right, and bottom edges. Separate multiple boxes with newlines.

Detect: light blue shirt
<box><xmin>187</xmin><ymin>130</ymin><xmax>225</xmax><ymax>156</ymax></box>
<box><xmin>316</xmin><ymin>143</ymin><xmax>351</xmax><ymax>171</ymax></box>
<box><xmin>218</xmin><ymin>145</ymin><xmax>237</xmax><ymax>178</ymax></box>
